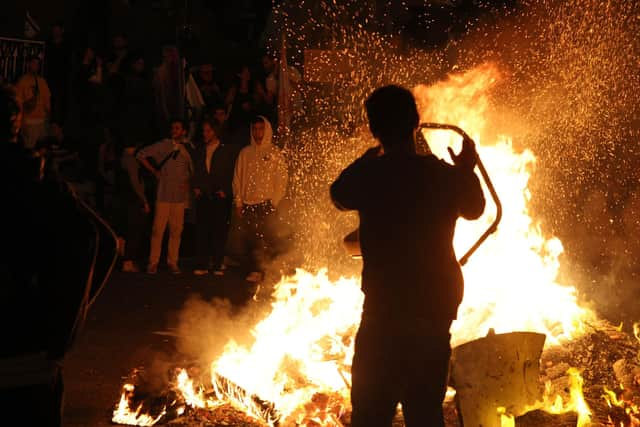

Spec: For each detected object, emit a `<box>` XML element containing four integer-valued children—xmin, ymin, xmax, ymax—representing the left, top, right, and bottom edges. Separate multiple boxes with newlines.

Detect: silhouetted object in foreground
<box><xmin>330</xmin><ymin>85</ymin><xmax>485</xmax><ymax>427</ymax></box>
<box><xmin>0</xmin><ymin>86</ymin><xmax>117</xmax><ymax>426</ymax></box>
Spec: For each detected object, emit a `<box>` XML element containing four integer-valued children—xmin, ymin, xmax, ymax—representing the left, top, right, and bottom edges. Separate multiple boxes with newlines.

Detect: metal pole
<box><xmin>418</xmin><ymin>123</ymin><xmax>503</xmax><ymax>266</ymax></box>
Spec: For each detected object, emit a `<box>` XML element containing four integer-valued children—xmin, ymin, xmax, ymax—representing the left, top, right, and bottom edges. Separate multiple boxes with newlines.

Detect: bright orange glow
<box><xmin>112</xmin><ymin>384</ymin><xmax>165</xmax><ymax>426</ymax></box>
<box><xmin>113</xmin><ymin>63</ymin><xmax>601</xmax><ymax>426</ymax></box>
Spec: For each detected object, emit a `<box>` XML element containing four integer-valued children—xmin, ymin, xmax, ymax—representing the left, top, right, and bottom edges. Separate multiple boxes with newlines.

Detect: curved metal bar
<box><xmin>418</xmin><ymin>123</ymin><xmax>503</xmax><ymax>265</ymax></box>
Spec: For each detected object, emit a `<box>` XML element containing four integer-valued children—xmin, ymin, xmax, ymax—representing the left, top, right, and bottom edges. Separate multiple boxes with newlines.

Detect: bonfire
<box><xmin>110</xmin><ymin>59</ymin><xmax>640</xmax><ymax>427</ymax></box>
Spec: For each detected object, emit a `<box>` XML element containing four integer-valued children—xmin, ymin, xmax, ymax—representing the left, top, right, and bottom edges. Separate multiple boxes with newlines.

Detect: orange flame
<box><xmin>112</xmin><ymin>384</ymin><xmax>165</xmax><ymax>426</ymax></box>
<box><xmin>114</xmin><ymin>63</ymin><xmax>601</xmax><ymax>426</ymax></box>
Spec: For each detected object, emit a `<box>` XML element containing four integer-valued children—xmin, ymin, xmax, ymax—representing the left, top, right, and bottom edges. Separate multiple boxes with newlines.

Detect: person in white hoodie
<box><xmin>231</xmin><ymin>116</ymin><xmax>287</xmax><ymax>282</ymax></box>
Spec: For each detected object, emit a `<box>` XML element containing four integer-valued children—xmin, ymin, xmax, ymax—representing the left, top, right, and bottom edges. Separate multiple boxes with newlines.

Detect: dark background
<box><xmin>2</xmin><ymin>0</ymin><xmax>518</xmax><ymax>69</ymax></box>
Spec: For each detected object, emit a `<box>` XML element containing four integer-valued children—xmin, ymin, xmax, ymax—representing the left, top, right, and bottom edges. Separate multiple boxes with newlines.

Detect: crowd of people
<box><xmin>5</xmin><ymin>24</ymin><xmax>298</xmax><ymax>283</ymax></box>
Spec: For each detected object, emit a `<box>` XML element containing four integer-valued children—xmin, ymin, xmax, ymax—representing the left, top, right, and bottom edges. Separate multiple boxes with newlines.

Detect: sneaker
<box><xmin>122</xmin><ymin>260</ymin><xmax>140</xmax><ymax>273</ymax></box>
<box><xmin>146</xmin><ymin>263</ymin><xmax>158</xmax><ymax>274</ymax></box>
<box><xmin>193</xmin><ymin>269</ymin><xmax>209</xmax><ymax>276</ymax></box>
<box><xmin>168</xmin><ymin>264</ymin><xmax>181</xmax><ymax>274</ymax></box>
<box><xmin>245</xmin><ymin>271</ymin><xmax>263</xmax><ymax>283</ymax></box>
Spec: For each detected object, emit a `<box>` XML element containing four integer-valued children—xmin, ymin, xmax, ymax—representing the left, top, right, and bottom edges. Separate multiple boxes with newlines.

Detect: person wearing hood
<box><xmin>231</xmin><ymin>115</ymin><xmax>287</xmax><ymax>283</ymax></box>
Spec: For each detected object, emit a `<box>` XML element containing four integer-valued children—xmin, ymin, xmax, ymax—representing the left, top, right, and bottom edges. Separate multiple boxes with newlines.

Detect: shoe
<box><xmin>168</xmin><ymin>264</ymin><xmax>181</xmax><ymax>274</ymax></box>
<box><xmin>245</xmin><ymin>271</ymin><xmax>263</xmax><ymax>283</ymax></box>
<box><xmin>193</xmin><ymin>269</ymin><xmax>209</xmax><ymax>276</ymax></box>
<box><xmin>212</xmin><ymin>267</ymin><xmax>225</xmax><ymax>276</ymax></box>
<box><xmin>147</xmin><ymin>263</ymin><xmax>158</xmax><ymax>274</ymax></box>
<box><xmin>122</xmin><ymin>260</ymin><xmax>140</xmax><ymax>273</ymax></box>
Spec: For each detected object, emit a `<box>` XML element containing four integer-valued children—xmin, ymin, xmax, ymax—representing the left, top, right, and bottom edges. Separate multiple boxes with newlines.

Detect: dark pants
<box><xmin>350</xmin><ymin>318</ymin><xmax>452</xmax><ymax>427</ymax></box>
<box><xmin>228</xmin><ymin>201</ymin><xmax>276</xmax><ymax>272</ymax></box>
<box><xmin>0</xmin><ymin>366</ymin><xmax>64</xmax><ymax>427</ymax></box>
<box><xmin>123</xmin><ymin>199</ymin><xmax>149</xmax><ymax>262</ymax></box>
<box><xmin>195</xmin><ymin>195</ymin><xmax>231</xmax><ymax>269</ymax></box>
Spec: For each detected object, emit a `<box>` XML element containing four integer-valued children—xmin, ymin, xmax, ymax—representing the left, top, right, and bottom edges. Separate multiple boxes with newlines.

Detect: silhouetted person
<box><xmin>15</xmin><ymin>55</ymin><xmax>51</xmax><ymax>149</ymax></box>
<box><xmin>44</xmin><ymin>22</ymin><xmax>71</xmax><ymax>125</ymax></box>
<box><xmin>330</xmin><ymin>85</ymin><xmax>485</xmax><ymax>427</ymax></box>
<box><xmin>117</xmin><ymin>144</ymin><xmax>150</xmax><ymax>273</ymax></box>
<box><xmin>0</xmin><ymin>86</ymin><xmax>116</xmax><ymax>426</ymax></box>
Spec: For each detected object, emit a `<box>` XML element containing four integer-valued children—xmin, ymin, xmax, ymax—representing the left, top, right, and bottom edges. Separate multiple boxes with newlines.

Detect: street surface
<box><xmin>63</xmin><ymin>263</ymin><xmax>256</xmax><ymax>427</ymax></box>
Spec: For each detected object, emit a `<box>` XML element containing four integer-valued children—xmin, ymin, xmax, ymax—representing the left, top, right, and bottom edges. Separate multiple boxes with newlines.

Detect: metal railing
<box><xmin>0</xmin><ymin>36</ymin><xmax>45</xmax><ymax>84</ymax></box>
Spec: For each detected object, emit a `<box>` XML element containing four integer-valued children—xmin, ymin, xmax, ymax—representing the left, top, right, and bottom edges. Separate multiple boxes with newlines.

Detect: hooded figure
<box><xmin>232</xmin><ymin>115</ymin><xmax>287</xmax><ymax>209</ymax></box>
<box><xmin>230</xmin><ymin>116</ymin><xmax>288</xmax><ymax>282</ymax></box>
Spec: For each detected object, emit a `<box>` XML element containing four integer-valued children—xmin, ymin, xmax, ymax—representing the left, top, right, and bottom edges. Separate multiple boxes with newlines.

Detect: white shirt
<box><xmin>205</xmin><ymin>142</ymin><xmax>219</xmax><ymax>173</ymax></box>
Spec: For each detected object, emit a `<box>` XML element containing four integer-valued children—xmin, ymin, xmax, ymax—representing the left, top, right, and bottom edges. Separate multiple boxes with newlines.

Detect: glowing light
<box><xmin>112</xmin><ymin>384</ymin><xmax>165</xmax><ymax>426</ymax></box>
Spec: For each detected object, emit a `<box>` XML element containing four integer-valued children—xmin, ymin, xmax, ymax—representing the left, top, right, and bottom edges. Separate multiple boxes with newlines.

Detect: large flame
<box><xmin>114</xmin><ymin>63</ymin><xmax>598</xmax><ymax>426</ymax></box>
<box><xmin>413</xmin><ymin>63</ymin><xmax>596</xmax><ymax>346</ymax></box>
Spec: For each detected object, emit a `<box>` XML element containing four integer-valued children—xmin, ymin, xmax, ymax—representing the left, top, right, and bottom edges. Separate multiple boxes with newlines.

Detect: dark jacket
<box><xmin>330</xmin><ymin>147</ymin><xmax>485</xmax><ymax>329</ymax></box>
<box><xmin>192</xmin><ymin>142</ymin><xmax>236</xmax><ymax>198</ymax></box>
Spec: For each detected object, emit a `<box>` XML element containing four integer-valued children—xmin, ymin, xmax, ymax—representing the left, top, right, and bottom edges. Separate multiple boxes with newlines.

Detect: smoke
<box><xmin>173</xmin><ymin>0</ymin><xmax>640</xmax><ymax>368</ymax></box>
<box><xmin>272</xmin><ymin>0</ymin><xmax>640</xmax><ymax>324</ymax></box>
<box><xmin>174</xmin><ymin>295</ymin><xmax>267</xmax><ymax>368</ymax></box>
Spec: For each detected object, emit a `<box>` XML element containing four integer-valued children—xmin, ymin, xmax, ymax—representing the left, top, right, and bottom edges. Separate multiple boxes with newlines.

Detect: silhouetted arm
<box><xmin>330</xmin><ymin>147</ymin><xmax>379</xmax><ymax>211</ymax></box>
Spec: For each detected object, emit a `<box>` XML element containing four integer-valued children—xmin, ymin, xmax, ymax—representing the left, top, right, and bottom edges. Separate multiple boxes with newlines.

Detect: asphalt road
<box><xmin>63</xmin><ymin>262</ymin><xmax>257</xmax><ymax>427</ymax></box>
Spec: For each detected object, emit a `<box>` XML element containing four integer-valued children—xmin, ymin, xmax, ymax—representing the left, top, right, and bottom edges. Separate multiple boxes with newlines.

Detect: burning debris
<box><xmin>112</xmin><ymin>0</ymin><xmax>640</xmax><ymax>423</ymax></box>
<box><xmin>112</xmin><ymin>317</ymin><xmax>640</xmax><ymax>426</ymax></box>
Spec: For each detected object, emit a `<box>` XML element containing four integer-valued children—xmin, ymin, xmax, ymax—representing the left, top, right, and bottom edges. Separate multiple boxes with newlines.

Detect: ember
<box><xmin>111</xmin><ymin>0</ymin><xmax>640</xmax><ymax>424</ymax></box>
<box><xmin>111</xmin><ymin>61</ymin><xmax>613</xmax><ymax>427</ymax></box>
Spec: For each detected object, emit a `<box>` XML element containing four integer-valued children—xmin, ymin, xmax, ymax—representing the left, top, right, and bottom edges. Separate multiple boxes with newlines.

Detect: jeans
<box><xmin>227</xmin><ymin>201</ymin><xmax>276</xmax><ymax>272</ymax></box>
<box><xmin>194</xmin><ymin>195</ymin><xmax>231</xmax><ymax>269</ymax></box>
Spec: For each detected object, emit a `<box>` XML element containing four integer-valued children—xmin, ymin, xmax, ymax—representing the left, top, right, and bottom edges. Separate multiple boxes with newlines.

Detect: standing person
<box><xmin>195</xmin><ymin>63</ymin><xmax>223</xmax><ymax>108</ymax></box>
<box><xmin>44</xmin><ymin>22</ymin><xmax>71</xmax><ymax>125</ymax></box>
<box><xmin>68</xmin><ymin>46</ymin><xmax>107</xmax><ymax>209</ymax></box>
<box><xmin>136</xmin><ymin>119</ymin><xmax>192</xmax><ymax>274</ymax></box>
<box><xmin>116</xmin><ymin>50</ymin><xmax>154</xmax><ymax>153</ymax></box>
<box><xmin>15</xmin><ymin>55</ymin><xmax>51</xmax><ymax>149</ymax></box>
<box><xmin>191</xmin><ymin>119</ymin><xmax>236</xmax><ymax>276</ymax></box>
<box><xmin>231</xmin><ymin>116</ymin><xmax>287</xmax><ymax>283</ymax></box>
<box><xmin>118</xmin><ymin>144</ymin><xmax>150</xmax><ymax>272</ymax></box>
<box><xmin>153</xmin><ymin>45</ymin><xmax>184</xmax><ymax>139</ymax></box>
<box><xmin>208</xmin><ymin>103</ymin><xmax>233</xmax><ymax>146</ymax></box>
<box><xmin>224</xmin><ymin>65</ymin><xmax>256</xmax><ymax>146</ymax></box>
<box><xmin>330</xmin><ymin>85</ymin><xmax>485</xmax><ymax>427</ymax></box>
<box><xmin>106</xmin><ymin>34</ymin><xmax>129</xmax><ymax>77</ymax></box>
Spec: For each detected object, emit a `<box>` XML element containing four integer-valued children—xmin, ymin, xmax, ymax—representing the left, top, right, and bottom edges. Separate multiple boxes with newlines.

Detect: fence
<box><xmin>0</xmin><ymin>36</ymin><xmax>45</xmax><ymax>84</ymax></box>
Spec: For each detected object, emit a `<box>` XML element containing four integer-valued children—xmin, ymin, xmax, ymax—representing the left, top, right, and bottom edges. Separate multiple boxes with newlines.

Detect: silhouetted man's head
<box><xmin>365</xmin><ymin>85</ymin><xmax>419</xmax><ymax>148</ymax></box>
